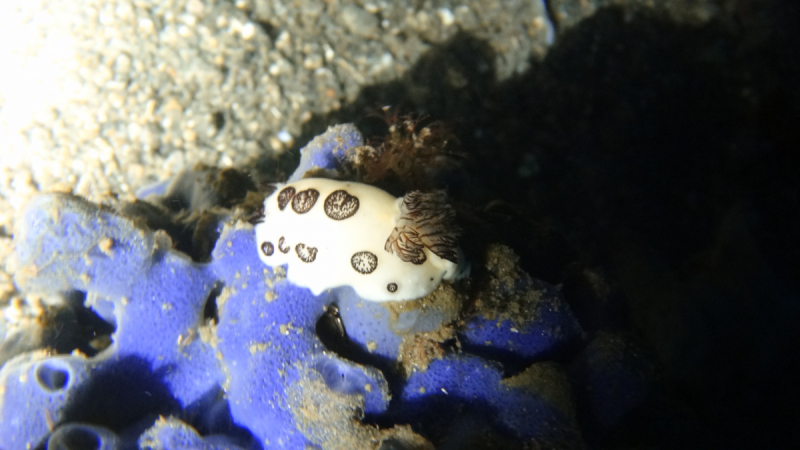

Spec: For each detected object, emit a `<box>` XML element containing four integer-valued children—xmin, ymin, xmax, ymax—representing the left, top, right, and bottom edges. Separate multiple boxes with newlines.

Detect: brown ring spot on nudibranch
<box><xmin>387</xmin><ymin>283</ymin><xmax>398</xmax><ymax>293</ymax></box>
<box><xmin>324</xmin><ymin>190</ymin><xmax>360</xmax><ymax>220</ymax></box>
<box><xmin>350</xmin><ymin>251</ymin><xmax>378</xmax><ymax>274</ymax></box>
<box><xmin>260</xmin><ymin>241</ymin><xmax>274</xmax><ymax>256</ymax></box>
<box><xmin>277</xmin><ymin>187</ymin><xmax>296</xmax><ymax>211</ymax></box>
<box><xmin>278</xmin><ymin>237</ymin><xmax>290</xmax><ymax>254</ymax></box>
<box><xmin>291</xmin><ymin>189</ymin><xmax>319</xmax><ymax>214</ymax></box>
<box><xmin>295</xmin><ymin>243</ymin><xmax>318</xmax><ymax>263</ymax></box>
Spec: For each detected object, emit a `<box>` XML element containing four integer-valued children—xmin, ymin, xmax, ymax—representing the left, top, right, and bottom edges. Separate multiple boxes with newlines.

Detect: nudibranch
<box><xmin>253</xmin><ymin>178</ymin><xmax>461</xmax><ymax>301</ymax></box>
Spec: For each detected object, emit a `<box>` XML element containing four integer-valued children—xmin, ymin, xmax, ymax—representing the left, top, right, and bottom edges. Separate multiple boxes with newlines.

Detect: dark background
<box><xmin>293</xmin><ymin>1</ymin><xmax>800</xmax><ymax>448</ymax></box>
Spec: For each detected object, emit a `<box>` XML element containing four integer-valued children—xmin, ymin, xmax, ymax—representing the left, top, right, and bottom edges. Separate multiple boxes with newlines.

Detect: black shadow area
<box><xmin>264</xmin><ymin>2</ymin><xmax>800</xmax><ymax>448</ymax></box>
<box><xmin>64</xmin><ymin>355</ymin><xmax>181</xmax><ymax>433</ymax></box>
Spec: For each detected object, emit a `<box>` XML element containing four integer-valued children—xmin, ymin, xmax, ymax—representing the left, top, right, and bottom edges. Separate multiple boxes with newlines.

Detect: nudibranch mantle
<box><xmin>254</xmin><ymin>178</ymin><xmax>460</xmax><ymax>302</ymax></box>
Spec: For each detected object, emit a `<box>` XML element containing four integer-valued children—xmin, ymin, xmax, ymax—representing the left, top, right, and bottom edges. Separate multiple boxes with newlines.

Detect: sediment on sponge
<box><xmin>385</xmin><ymin>190</ymin><xmax>460</xmax><ymax>264</ymax></box>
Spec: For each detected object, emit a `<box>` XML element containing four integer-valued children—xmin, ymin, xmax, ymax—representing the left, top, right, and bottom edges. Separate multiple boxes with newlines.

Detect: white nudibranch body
<box><xmin>253</xmin><ymin>178</ymin><xmax>460</xmax><ymax>302</ymax></box>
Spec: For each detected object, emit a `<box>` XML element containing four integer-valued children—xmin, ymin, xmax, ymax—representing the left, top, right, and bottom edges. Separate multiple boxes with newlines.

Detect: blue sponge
<box><xmin>46</xmin><ymin>423</ymin><xmax>120</xmax><ymax>450</ymax></box>
<box><xmin>0</xmin><ymin>354</ymin><xmax>91</xmax><ymax>449</ymax></box>
<box><xmin>1</xmin><ymin>123</ymin><xmax>655</xmax><ymax>448</ymax></box>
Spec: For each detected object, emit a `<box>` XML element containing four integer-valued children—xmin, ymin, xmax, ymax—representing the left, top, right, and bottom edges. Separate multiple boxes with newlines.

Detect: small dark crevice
<box><xmin>315</xmin><ymin>303</ymin><xmax>348</xmax><ymax>356</ymax></box>
<box><xmin>46</xmin><ymin>290</ymin><xmax>116</xmax><ymax>358</ymax></box>
<box><xmin>212</xmin><ymin>110</ymin><xmax>226</xmax><ymax>133</ymax></box>
<box><xmin>203</xmin><ymin>282</ymin><xmax>223</xmax><ymax>325</ymax></box>
<box><xmin>315</xmin><ymin>303</ymin><xmax>404</xmax><ymax>403</ymax></box>
<box><xmin>315</xmin><ymin>303</ymin><xmax>395</xmax><ymax>372</ymax></box>
<box><xmin>255</xmin><ymin>20</ymin><xmax>279</xmax><ymax>42</ymax></box>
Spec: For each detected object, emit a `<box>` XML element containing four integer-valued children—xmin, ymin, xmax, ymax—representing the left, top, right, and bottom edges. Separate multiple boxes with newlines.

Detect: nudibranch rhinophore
<box><xmin>253</xmin><ymin>178</ymin><xmax>461</xmax><ymax>302</ymax></box>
